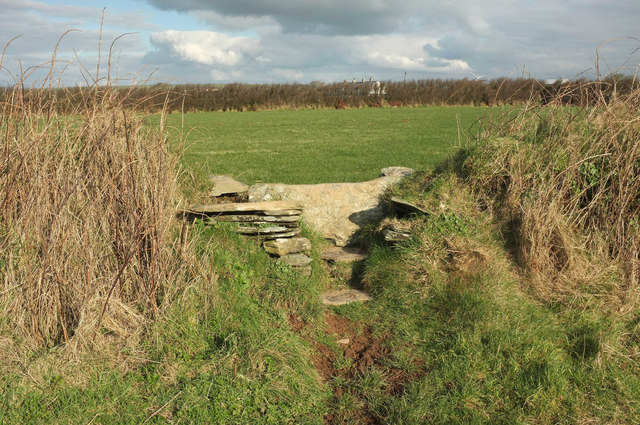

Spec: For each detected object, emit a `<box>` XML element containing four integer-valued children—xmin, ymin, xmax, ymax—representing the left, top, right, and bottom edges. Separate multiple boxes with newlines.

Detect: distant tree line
<box><xmin>1</xmin><ymin>76</ymin><xmax>637</xmax><ymax>113</ymax></box>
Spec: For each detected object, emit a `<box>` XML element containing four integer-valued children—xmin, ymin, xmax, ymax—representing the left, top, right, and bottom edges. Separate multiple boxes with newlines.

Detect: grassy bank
<box><xmin>2</xmin><ymin>221</ymin><xmax>332</xmax><ymax>424</ymax></box>
<box><xmin>352</xmin><ymin>169</ymin><xmax>640</xmax><ymax>423</ymax></box>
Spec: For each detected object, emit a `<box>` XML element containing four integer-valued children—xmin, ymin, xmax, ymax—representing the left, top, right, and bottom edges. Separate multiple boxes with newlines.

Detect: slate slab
<box><xmin>187</xmin><ymin>200</ymin><xmax>303</xmax><ymax>216</ymax></box>
<box><xmin>209</xmin><ymin>175</ymin><xmax>249</xmax><ymax>197</ymax></box>
<box><xmin>260</xmin><ymin>230</ymin><xmax>301</xmax><ymax>240</ymax></box>
<box><xmin>235</xmin><ymin>226</ymin><xmax>301</xmax><ymax>239</ymax></box>
<box><xmin>263</xmin><ymin>237</ymin><xmax>311</xmax><ymax>256</ymax></box>
<box><xmin>235</xmin><ymin>226</ymin><xmax>291</xmax><ymax>235</ymax></box>
<box><xmin>321</xmin><ymin>289</ymin><xmax>372</xmax><ymax>306</ymax></box>
<box><xmin>207</xmin><ymin>214</ymin><xmax>300</xmax><ymax>224</ymax></box>
<box><xmin>387</xmin><ymin>196</ymin><xmax>429</xmax><ymax>216</ymax></box>
<box><xmin>321</xmin><ymin>246</ymin><xmax>368</xmax><ymax>263</ymax></box>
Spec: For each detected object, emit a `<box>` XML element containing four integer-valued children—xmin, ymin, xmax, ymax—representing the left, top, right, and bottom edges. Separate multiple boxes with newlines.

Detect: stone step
<box><xmin>263</xmin><ymin>237</ymin><xmax>311</xmax><ymax>256</ymax></box>
<box><xmin>235</xmin><ymin>226</ymin><xmax>291</xmax><ymax>235</ymax></box>
<box><xmin>206</xmin><ymin>214</ymin><xmax>300</xmax><ymax>224</ymax></box>
<box><xmin>321</xmin><ymin>289</ymin><xmax>372</xmax><ymax>306</ymax></box>
<box><xmin>187</xmin><ymin>200</ymin><xmax>303</xmax><ymax>216</ymax></box>
<box><xmin>208</xmin><ymin>175</ymin><xmax>249</xmax><ymax>197</ymax></box>
<box><xmin>387</xmin><ymin>196</ymin><xmax>429</xmax><ymax>216</ymax></box>
<box><xmin>235</xmin><ymin>226</ymin><xmax>301</xmax><ymax>239</ymax></box>
<box><xmin>321</xmin><ymin>246</ymin><xmax>368</xmax><ymax>263</ymax></box>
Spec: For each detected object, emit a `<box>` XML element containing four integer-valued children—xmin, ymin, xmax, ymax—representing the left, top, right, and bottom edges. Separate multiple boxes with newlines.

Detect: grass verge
<box><xmin>338</xmin><ymin>163</ymin><xmax>640</xmax><ymax>423</ymax></box>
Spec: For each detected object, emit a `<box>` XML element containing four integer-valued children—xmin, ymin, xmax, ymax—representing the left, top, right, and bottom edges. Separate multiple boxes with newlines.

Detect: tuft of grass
<box><xmin>0</xmin><ymin>50</ymin><xmax>186</xmax><ymax>351</ymax></box>
<box><xmin>355</xmin><ymin>169</ymin><xmax>640</xmax><ymax>423</ymax></box>
<box><xmin>463</xmin><ymin>81</ymin><xmax>640</xmax><ymax>312</ymax></box>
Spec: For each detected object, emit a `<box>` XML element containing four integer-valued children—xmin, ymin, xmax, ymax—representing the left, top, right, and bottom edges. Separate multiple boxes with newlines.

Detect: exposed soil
<box><xmin>288</xmin><ymin>311</ymin><xmax>426</xmax><ymax>424</ymax></box>
<box><xmin>324</xmin><ymin>312</ymin><xmax>390</xmax><ymax>375</ymax></box>
<box><xmin>310</xmin><ymin>340</ymin><xmax>337</xmax><ymax>382</ymax></box>
<box><xmin>287</xmin><ymin>313</ymin><xmax>307</xmax><ymax>332</ymax></box>
<box><xmin>384</xmin><ymin>358</ymin><xmax>427</xmax><ymax>396</ymax></box>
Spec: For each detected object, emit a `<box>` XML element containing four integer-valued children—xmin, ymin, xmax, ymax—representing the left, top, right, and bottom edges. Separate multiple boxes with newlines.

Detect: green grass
<box><xmin>7</xmin><ymin>204</ymin><xmax>638</xmax><ymax>423</ymax></box>
<box><xmin>1</xmin><ymin>221</ymin><xmax>331</xmax><ymax>424</ymax></box>
<box><xmin>340</xmin><ymin>169</ymin><xmax>640</xmax><ymax>424</ymax></box>
<box><xmin>158</xmin><ymin>106</ymin><xmax>494</xmax><ymax>187</ymax></box>
<box><xmin>5</xmin><ymin>105</ymin><xmax>640</xmax><ymax>424</ymax></box>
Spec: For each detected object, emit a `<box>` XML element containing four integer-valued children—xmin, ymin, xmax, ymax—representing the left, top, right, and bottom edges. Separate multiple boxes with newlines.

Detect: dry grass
<box><xmin>0</xmin><ymin>43</ymin><xmax>186</xmax><ymax>351</ymax></box>
<box><xmin>465</xmin><ymin>80</ymin><xmax>640</xmax><ymax>312</ymax></box>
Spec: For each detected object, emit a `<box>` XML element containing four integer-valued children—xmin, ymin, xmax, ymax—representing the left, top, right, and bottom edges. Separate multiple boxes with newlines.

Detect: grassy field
<box><xmin>158</xmin><ymin>106</ymin><xmax>495</xmax><ymax>187</ymax></box>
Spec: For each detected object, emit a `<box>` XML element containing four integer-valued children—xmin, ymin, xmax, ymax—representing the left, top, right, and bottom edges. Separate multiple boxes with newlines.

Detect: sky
<box><xmin>0</xmin><ymin>0</ymin><xmax>639</xmax><ymax>86</ymax></box>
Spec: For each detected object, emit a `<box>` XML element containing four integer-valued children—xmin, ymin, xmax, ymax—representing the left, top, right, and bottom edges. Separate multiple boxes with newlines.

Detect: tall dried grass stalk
<box><xmin>465</xmin><ymin>80</ymin><xmax>640</xmax><ymax>310</ymax></box>
<box><xmin>0</xmin><ymin>47</ymin><xmax>184</xmax><ymax>348</ymax></box>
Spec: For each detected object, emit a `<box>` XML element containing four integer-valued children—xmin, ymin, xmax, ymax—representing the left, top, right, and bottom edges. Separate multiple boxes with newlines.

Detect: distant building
<box><xmin>342</xmin><ymin>77</ymin><xmax>385</xmax><ymax>96</ymax></box>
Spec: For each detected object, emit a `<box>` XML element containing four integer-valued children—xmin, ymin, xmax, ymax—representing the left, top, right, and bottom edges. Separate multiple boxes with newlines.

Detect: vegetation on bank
<box><xmin>0</xmin><ymin>74</ymin><xmax>187</xmax><ymax>349</ymax></box>
<box><xmin>1</xmin><ymin>60</ymin><xmax>639</xmax><ymax>424</ymax></box>
<box><xmin>359</xmin><ymin>82</ymin><xmax>640</xmax><ymax>420</ymax></box>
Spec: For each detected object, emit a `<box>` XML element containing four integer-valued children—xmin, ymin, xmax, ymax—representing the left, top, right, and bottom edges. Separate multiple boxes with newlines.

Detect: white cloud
<box><xmin>271</xmin><ymin>68</ymin><xmax>304</xmax><ymax>81</ymax></box>
<box><xmin>346</xmin><ymin>35</ymin><xmax>470</xmax><ymax>73</ymax></box>
<box><xmin>142</xmin><ymin>0</ymin><xmax>640</xmax><ymax>82</ymax></box>
<box><xmin>210</xmin><ymin>69</ymin><xmax>229</xmax><ymax>81</ymax></box>
<box><xmin>150</xmin><ymin>30</ymin><xmax>257</xmax><ymax>66</ymax></box>
<box><xmin>3</xmin><ymin>0</ymin><xmax>640</xmax><ymax>85</ymax></box>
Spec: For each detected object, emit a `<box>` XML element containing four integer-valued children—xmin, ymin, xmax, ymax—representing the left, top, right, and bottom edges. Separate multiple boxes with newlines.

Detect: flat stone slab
<box><xmin>259</xmin><ymin>230</ymin><xmax>301</xmax><ymax>240</ymax></box>
<box><xmin>321</xmin><ymin>289</ymin><xmax>372</xmax><ymax>306</ymax></box>
<box><xmin>277</xmin><ymin>253</ymin><xmax>313</xmax><ymax>267</ymax></box>
<box><xmin>235</xmin><ymin>226</ymin><xmax>291</xmax><ymax>235</ymax></box>
<box><xmin>187</xmin><ymin>200</ymin><xmax>303</xmax><ymax>216</ymax></box>
<box><xmin>263</xmin><ymin>237</ymin><xmax>311</xmax><ymax>256</ymax></box>
<box><xmin>207</xmin><ymin>214</ymin><xmax>300</xmax><ymax>224</ymax></box>
<box><xmin>322</xmin><ymin>246</ymin><xmax>368</xmax><ymax>263</ymax></box>
<box><xmin>248</xmin><ymin>167</ymin><xmax>414</xmax><ymax>246</ymax></box>
<box><xmin>387</xmin><ymin>196</ymin><xmax>429</xmax><ymax>216</ymax></box>
<box><xmin>235</xmin><ymin>226</ymin><xmax>302</xmax><ymax>239</ymax></box>
<box><xmin>209</xmin><ymin>175</ymin><xmax>249</xmax><ymax>197</ymax></box>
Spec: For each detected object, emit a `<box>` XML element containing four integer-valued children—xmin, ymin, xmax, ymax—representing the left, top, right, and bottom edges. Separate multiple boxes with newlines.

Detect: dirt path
<box><xmin>289</xmin><ymin>255</ymin><xmax>426</xmax><ymax>424</ymax></box>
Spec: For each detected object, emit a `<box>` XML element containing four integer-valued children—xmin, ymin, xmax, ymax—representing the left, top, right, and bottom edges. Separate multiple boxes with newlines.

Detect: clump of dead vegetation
<box><xmin>0</xmin><ymin>39</ymin><xmax>186</xmax><ymax>351</ymax></box>
<box><xmin>464</xmin><ymin>78</ymin><xmax>640</xmax><ymax>311</ymax></box>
